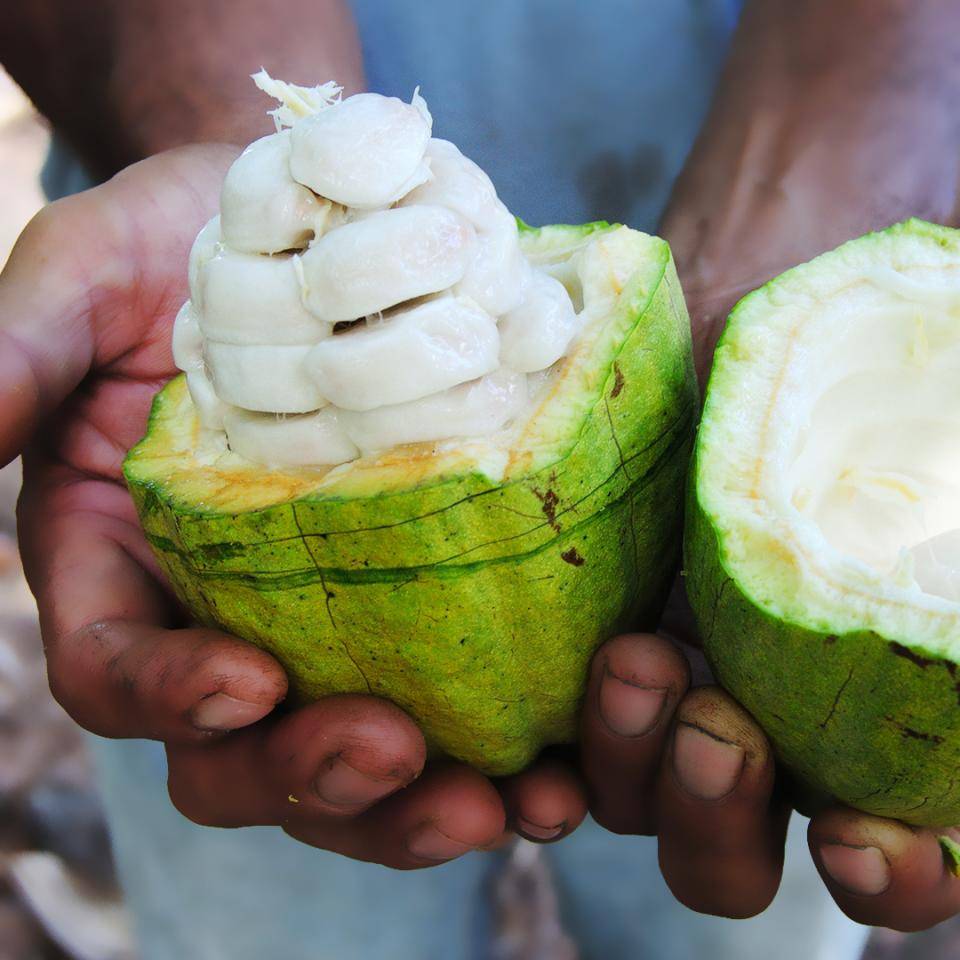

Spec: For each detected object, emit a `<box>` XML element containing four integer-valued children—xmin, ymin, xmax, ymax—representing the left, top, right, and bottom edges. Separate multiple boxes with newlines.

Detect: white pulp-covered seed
<box><xmin>175</xmin><ymin>74</ymin><xmax>587</xmax><ymax>471</ymax></box>
<box><xmin>289</xmin><ymin>92</ymin><xmax>432</xmax><ymax>208</ymax></box>
<box><xmin>300</xmin><ymin>206</ymin><xmax>475</xmax><ymax>322</ymax></box>
<box><xmin>220</xmin><ymin>131</ymin><xmax>335</xmax><ymax>254</ymax></box>
<box><xmin>908</xmin><ymin>530</ymin><xmax>960</xmax><ymax>603</ymax></box>
<box><xmin>401</xmin><ymin>139</ymin><xmax>505</xmax><ymax>232</ymax></box>
<box><xmin>340</xmin><ymin>369</ymin><xmax>528</xmax><ymax>455</ymax></box>
<box><xmin>402</xmin><ymin>140</ymin><xmax>525</xmax><ymax>315</ymax></box>
<box><xmin>204</xmin><ymin>342</ymin><xmax>324</xmax><ymax>413</ymax></box>
<box><xmin>306</xmin><ymin>296</ymin><xmax>499</xmax><ymax>412</ymax></box>
<box><xmin>197</xmin><ymin>248</ymin><xmax>330</xmax><ymax>345</ymax></box>
<box><xmin>188</xmin><ymin>216</ymin><xmax>222</xmax><ymax>310</ymax></box>
<box><xmin>454</xmin><ymin>210</ymin><xmax>527</xmax><ymax>316</ymax></box>
<box><xmin>186</xmin><ymin>369</ymin><xmax>231</xmax><ymax>431</ymax></box>
<box><xmin>498</xmin><ymin>271</ymin><xmax>580</xmax><ymax>373</ymax></box>
<box><xmin>172</xmin><ymin>301</ymin><xmax>203</xmax><ymax>372</ymax></box>
<box><xmin>224</xmin><ymin>407</ymin><xmax>358</xmax><ymax>468</ymax></box>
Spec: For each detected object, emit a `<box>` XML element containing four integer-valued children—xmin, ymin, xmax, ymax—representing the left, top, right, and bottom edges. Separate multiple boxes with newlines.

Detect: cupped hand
<box><xmin>583</xmin><ymin>46</ymin><xmax>960</xmax><ymax>916</ymax></box>
<box><xmin>0</xmin><ymin>145</ymin><xmax>590</xmax><ymax>868</ymax></box>
<box><xmin>578</xmin><ymin>624</ymin><xmax>960</xmax><ymax>929</ymax></box>
<box><xmin>563</xmin><ymin>116</ymin><xmax>960</xmax><ymax>921</ymax></box>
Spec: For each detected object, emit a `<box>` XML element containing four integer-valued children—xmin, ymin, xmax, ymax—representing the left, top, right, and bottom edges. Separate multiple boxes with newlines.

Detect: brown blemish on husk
<box><xmin>561</xmin><ymin>547</ymin><xmax>585</xmax><ymax>566</ymax></box>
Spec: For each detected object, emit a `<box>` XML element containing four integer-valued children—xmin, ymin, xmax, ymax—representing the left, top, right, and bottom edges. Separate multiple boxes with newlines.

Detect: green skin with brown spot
<box><xmin>687</xmin><ymin>494</ymin><xmax>960</xmax><ymax>826</ymax></box>
<box><xmin>685</xmin><ymin>221</ymin><xmax>960</xmax><ymax>827</ymax></box>
<box><xmin>125</xmin><ymin>223</ymin><xmax>697</xmax><ymax>775</ymax></box>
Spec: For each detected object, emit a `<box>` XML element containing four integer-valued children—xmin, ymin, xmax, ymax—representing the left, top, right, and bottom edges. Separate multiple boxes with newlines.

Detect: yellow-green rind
<box><xmin>687</xmin><ymin>488</ymin><xmax>960</xmax><ymax>826</ymax></box>
<box><xmin>126</xmin><ymin>223</ymin><xmax>697</xmax><ymax>775</ymax></box>
<box><xmin>940</xmin><ymin>836</ymin><xmax>960</xmax><ymax>878</ymax></box>
<box><xmin>686</xmin><ymin>221</ymin><xmax>960</xmax><ymax>827</ymax></box>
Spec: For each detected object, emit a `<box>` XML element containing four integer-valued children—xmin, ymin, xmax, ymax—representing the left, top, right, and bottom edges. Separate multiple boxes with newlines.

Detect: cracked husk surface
<box><xmin>125</xmin><ymin>224</ymin><xmax>697</xmax><ymax>774</ymax></box>
<box><xmin>687</xmin><ymin>493</ymin><xmax>960</xmax><ymax>826</ymax></box>
<box><xmin>685</xmin><ymin>220</ymin><xmax>960</xmax><ymax>827</ymax></box>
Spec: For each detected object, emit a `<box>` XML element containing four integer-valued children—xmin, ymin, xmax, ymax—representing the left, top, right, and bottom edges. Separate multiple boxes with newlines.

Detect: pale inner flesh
<box><xmin>784</xmin><ymin>270</ymin><xmax>960</xmax><ymax>602</ymax></box>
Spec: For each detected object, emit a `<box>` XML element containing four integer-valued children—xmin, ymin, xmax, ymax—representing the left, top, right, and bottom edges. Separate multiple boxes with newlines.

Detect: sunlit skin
<box><xmin>1</xmin><ymin>0</ymin><xmax>960</xmax><ymax>931</ymax></box>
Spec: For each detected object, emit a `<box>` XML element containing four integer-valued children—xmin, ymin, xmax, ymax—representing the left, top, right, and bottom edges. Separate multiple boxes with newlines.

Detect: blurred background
<box><xmin>0</xmin><ymin>66</ymin><xmax>135</xmax><ymax>960</ymax></box>
<box><xmin>0</xmin><ymin>65</ymin><xmax>957</xmax><ymax>960</ymax></box>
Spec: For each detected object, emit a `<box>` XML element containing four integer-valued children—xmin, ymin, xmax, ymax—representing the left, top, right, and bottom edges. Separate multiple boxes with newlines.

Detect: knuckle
<box><xmin>23</xmin><ymin>201</ymin><xmax>62</xmax><ymax>244</ymax></box>
<box><xmin>44</xmin><ymin>628</ymin><xmax>106</xmax><ymax>722</ymax></box>
<box><xmin>72</xmin><ymin>621</ymin><xmax>176</xmax><ymax>706</ymax></box>
<box><xmin>22</xmin><ymin>195</ymin><xmax>88</xmax><ymax>251</ymax></box>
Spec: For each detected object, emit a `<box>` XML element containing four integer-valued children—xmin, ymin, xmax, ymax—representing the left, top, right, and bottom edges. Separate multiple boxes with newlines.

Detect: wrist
<box><xmin>2</xmin><ymin>0</ymin><xmax>365</xmax><ymax>179</ymax></box>
<box><xmin>662</xmin><ymin>0</ymin><xmax>960</xmax><ymax>380</ymax></box>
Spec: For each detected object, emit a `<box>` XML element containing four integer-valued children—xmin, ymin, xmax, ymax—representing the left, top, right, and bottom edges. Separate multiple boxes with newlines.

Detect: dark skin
<box><xmin>1</xmin><ymin>0</ymin><xmax>959</xmax><ymax>927</ymax></box>
<box><xmin>0</xmin><ymin>0</ymin><xmax>366</xmax><ymax>178</ymax></box>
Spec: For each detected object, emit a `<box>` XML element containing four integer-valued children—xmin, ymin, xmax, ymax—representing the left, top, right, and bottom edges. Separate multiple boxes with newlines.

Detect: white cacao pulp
<box><xmin>174</xmin><ymin>72</ymin><xmax>588</xmax><ymax>468</ymax></box>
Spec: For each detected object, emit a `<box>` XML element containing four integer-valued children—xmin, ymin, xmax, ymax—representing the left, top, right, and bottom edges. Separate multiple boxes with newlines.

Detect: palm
<box><xmin>9</xmin><ymin>147</ymin><xmax>234</xmax><ymax>625</ymax></box>
<box><xmin>1</xmin><ymin>146</ymin><xmax>553</xmax><ymax>870</ymax></box>
<box><xmin>28</xmin><ymin>146</ymin><xmax>233</xmax><ymax>472</ymax></box>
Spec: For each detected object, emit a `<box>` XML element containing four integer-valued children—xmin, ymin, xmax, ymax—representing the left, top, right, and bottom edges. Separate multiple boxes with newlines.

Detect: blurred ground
<box><xmin>0</xmin><ymin>69</ymin><xmax>135</xmax><ymax>960</ymax></box>
<box><xmin>1</xmin><ymin>65</ymin><xmax>959</xmax><ymax>960</ymax></box>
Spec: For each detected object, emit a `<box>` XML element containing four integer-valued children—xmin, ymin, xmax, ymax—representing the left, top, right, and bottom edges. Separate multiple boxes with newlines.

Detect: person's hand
<box><xmin>647</xmin><ymin>197</ymin><xmax>960</xmax><ymax>929</ymax></box>
<box><xmin>570</xmin><ymin>0</ymin><xmax>960</xmax><ymax>930</ymax></box>
<box><xmin>578</xmin><ymin>613</ymin><xmax>960</xmax><ymax>929</ymax></box>
<box><xmin>0</xmin><ymin>145</ymin><xmax>592</xmax><ymax>868</ymax></box>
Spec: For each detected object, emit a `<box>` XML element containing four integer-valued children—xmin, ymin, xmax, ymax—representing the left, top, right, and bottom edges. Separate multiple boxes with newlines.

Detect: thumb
<box><xmin>0</xmin><ymin>144</ymin><xmax>238</xmax><ymax>466</ymax></box>
<box><xmin>0</xmin><ymin>195</ymin><xmax>104</xmax><ymax>465</ymax></box>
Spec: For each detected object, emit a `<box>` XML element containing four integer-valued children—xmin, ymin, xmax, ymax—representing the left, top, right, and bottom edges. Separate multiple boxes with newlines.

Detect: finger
<box><xmin>656</xmin><ymin>686</ymin><xmax>789</xmax><ymax>918</ymax></box>
<box><xmin>499</xmin><ymin>755</ymin><xmax>589</xmax><ymax>843</ymax></box>
<box><xmin>167</xmin><ymin>694</ymin><xmax>427</xmax><ymax>827</ymax></box>
<box><xmin>810</xmin><ymin>808</ymin><xmax>960</xmax><ymax>931</ymax></box>
<box><xmin>580</xmin><ymin>633</ymin><xmax>690</xmax><ymax>834</ymax></box>
<box><xmin>51</xmin><ymin>619</ymin><xmax>287</xmax><ymax>741</ymax></box>
<box><xmin>19</xmin><ymin>476</ymin><xmax>287</xmax><ymax>741</ymax></box>
<box><xmin>0</xmin><ymin>145</ymin><xmax>234</xmax><ymax>465</ymax></box>
<box><xmin>286</xmin><ymin>762</ymin><xmax>506</xmax><ymax>870</ymax></box>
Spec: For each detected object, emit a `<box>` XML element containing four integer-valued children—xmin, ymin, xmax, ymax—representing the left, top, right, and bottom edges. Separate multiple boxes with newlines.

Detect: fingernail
<box><xmin>406</xmin><ymin>823</ymin><xmax>475</xmax><ymax>862</ymax></box>
<box><xmin>820</xmin><ymin>844</ymin><xmax>891</xmax><ymax>896</ymax></box>
<box><xmin>516</xmin><ymin>817</ymin><xmax>564</xmax><ymax>841</ymax></box>
<box><xmin>191</xmin><ymin>693</ymin><xmax>273</xmax><ymax>731</ymax></box>
<box><xmin>312</xmin><ymin>756</ymin><xmax>399</xmax><ymax>808</ymax></box>
<box><xmin>673</xmin><ymin>722</ymin><xmax>745</xmax><ymax>800</ymax></box>
<box><xmin>599</xmin><ymin>666</ymin><xmax>667</xmax><ymax>737</ymax></box>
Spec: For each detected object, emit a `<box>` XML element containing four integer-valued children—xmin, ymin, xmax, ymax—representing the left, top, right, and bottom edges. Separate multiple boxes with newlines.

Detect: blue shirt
<box><xmin>45</xmin><ymin>0</ymin><xmax>741</xmax><ymax>232</ymax></box>
<box><xmin>352</xmin><ymin>0</ymin><xmax>742</xmax><ymax>228</ymax></box>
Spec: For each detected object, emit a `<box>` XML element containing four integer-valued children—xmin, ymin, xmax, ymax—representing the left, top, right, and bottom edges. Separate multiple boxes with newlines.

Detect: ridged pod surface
<box><xmin>125</xmin><ymin>223</ymin><xmax>697</xmax><ymax>774</ymax></box>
